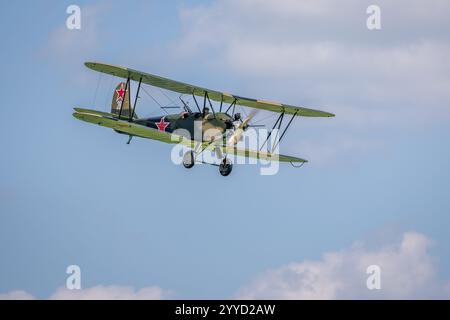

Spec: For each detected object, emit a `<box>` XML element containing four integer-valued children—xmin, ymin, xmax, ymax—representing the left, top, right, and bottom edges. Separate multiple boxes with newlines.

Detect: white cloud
<box><xmin>0</xmin><ymin>285</ymin><xmax>170</xmax><ymax>300</ymax></box>
<box><xmin>175</xmin><ymin>0</ymin><xmax>450</xmax><ymax>122</ymax></box>
<box><xmin>236</xmin><ymin>232</ymin><xmax>450</xmax><ymax>299</ymax></box>
<box><xmin>43</xmin><ymin>4</ymin><xmax>108</xmax><ymax>62</ymax></box>
<box><xmin>171</xmin><ymin>0</ymin><xmax>450</xmax><ymax>163</ymax></box>
<box><xmin>40</xmin><ymin>4</ymin><xmax>112</xmax><ymax>88</ymax></box>
<box><xmin>0</xmin><ymin>290</ymin><xmax>35</xmax><ymax>300</ymax></box>
<box><xmin>1</xmin><ymin>233</ymin><xmax>448</xmax><ymax>300</ymax></box>
<box><xmin>50</xmin><ymin>285</ymin><xmax>169</xmax><ymax>300</ymax></box>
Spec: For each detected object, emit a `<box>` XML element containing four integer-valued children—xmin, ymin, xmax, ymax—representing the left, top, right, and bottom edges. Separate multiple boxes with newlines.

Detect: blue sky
<box><xmin>1</xmin><ymin>0</ymin><xmax>450</xmax><ymax>299</ymax></box>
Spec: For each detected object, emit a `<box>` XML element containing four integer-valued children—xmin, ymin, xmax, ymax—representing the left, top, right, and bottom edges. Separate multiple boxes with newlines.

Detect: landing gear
<box><xmin>126</xmin><ymin>135</ymin><xmax>133</xmax><ymax>144</ymax></box>
<box><xmin>182</xmin><ymin>150</ymin><xmax>232</xmax><ymax>176</ymax></box>
<box><xmin>183</xmin><ymin>151</ymin><xmax>195</xmax><ymax>169</ymax></box>
<box><xmin>219</xmin><ymin>158</ymin><xmax>233</xmax><ymax>176</ymax></box>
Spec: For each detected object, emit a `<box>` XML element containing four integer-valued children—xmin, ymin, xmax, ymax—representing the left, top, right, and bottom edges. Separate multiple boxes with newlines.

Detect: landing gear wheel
<box><xmin>183</xmin><ymin>151</ymin><xmax>195</xmax><ymax>169</ymax></box>
<box><xmin>219</xmin><ymin>158</ymin><xmax>233</xmax><ymax>176</ymax></box>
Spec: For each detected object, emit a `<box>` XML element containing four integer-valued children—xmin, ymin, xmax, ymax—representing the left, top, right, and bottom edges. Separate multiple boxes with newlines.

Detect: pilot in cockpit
<box><xmin>180</xmin><ymin>111</ymin><xmax>189</xmax><ymax>119</ymax></box>
<box><xmin>202</xmin><ymin>107</ymin><xmax>210</xmax><ymax>118</ymax></box>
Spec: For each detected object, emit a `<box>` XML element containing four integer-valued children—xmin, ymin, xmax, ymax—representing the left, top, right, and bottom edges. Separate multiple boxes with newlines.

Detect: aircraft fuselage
<box><xmin>134</xmin><ymin>111</ymin><xmax>235</xmax><ymax>143</ymax></box>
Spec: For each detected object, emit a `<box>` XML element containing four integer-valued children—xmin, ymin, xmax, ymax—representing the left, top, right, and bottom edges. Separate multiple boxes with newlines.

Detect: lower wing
<box><xmin>73</xmin><ymin>107</ymin><xmax>183</xmax><ymax>144</ymax></box>
<box><xmin>73</xmin><ymin>107</ymin><xmax>307</xmax><ymax>163</ymax></box>
<box><xmin>220</xmin><ymin>146</ymin><xmax>307</xmax><ymax>163</ymax></box>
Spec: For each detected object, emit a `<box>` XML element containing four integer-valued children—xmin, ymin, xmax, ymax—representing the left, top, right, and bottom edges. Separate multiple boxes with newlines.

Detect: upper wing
<box><xmin>85</xmin><ymin>62</ymin><xmax>335</xmax><ymax>118</ymax></box>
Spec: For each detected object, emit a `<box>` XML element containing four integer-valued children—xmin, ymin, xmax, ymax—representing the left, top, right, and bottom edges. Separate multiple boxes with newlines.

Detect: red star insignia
<box><xmin>155</xmin><ymin>117</ymin><xmax>170</xmax><ymax>132</ymax></box>
<box><xmin>116</xmin><ymin>84</ymin><xmax>126</xmax><ymax>102</ymax></box>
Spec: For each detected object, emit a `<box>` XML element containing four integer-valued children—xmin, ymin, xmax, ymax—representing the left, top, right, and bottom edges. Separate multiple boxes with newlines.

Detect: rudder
<box><xmin>111</xmin><ymin>82</ymin><xmax>137</xmax><ymax>119</ymax></box>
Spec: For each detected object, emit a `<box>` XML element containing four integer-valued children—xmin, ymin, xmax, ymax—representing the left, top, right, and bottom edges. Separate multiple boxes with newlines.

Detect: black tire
<box><xmin>183</xmin><ymin>151</ymin><xmax>195</xmax><ymax>169</ymax></box>
<box><xmin>219</xmin><ymin>159</ymin><xmax>233</xmax><ymax>176</ymax></box>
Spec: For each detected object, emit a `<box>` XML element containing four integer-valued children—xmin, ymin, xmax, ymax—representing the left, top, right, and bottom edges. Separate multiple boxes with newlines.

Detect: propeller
<box><xmin>227</xmin><ymin>109</ymin><xmax>258</xmax><ymax>146</ymax></box>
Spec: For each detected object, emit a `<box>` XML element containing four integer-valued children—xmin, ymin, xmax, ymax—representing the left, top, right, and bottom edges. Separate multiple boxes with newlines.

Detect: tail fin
<box><xmin>111</xmin><ymin>82</ymin><xmax>137</xmax><ymax>119</ymax></box>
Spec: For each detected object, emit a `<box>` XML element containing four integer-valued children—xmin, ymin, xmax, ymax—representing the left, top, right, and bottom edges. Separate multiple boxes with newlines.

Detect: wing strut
<box><xmin>272</xmin><ymin>111</ymin><xmax>298</xmax><ymax>151</ymax></box>
<box><xmin>192</xmin><ymin>93</ymin><xmax>202</xmax><ymax>113</ymax></box>
<box><xmin>225</xmin><ymin>98</ymin><xmax>237</xmax><ymax>115</ymax></box>
<box><xmin>130</xmin><ymin>76</ymin><xmax>142</xmax><ymax>122</ymax></box>
<box><xmin>260</xmin><ymin>112</ymin><xmax>284</xmax><ymax>151</ymax></box>
<box><xmin>202</xmin><ymin>91</ymin><xmax>207</xmax><ymax>113</ymax></box>
<box><xmin>260</xmin><ymin>111</ymin><xmax>297</xmax><ymax>152</ymax></box>
<box><xmin>204</xmin><ymin>91</ymin><xmax>216</xmax><ymax>117</ymax></box>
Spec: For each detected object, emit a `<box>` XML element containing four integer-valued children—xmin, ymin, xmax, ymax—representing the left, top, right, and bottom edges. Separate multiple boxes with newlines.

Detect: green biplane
<box><xmin>73</xmin><ymin>62</ymin><xmax>334</xmax><ymax>176</ymax></box>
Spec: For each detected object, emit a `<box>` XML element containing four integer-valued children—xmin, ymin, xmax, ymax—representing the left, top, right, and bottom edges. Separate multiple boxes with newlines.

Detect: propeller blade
<box><xmin>227</xmin><ymin>109</ymin><xmax>258</xmax><ymax>146</ymax></box>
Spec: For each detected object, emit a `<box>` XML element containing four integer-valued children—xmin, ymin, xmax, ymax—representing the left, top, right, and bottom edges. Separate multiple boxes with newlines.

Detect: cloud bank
<box><xmin>236</xmin><ymin>232</ymin><xmax>450</xmax><ymax>299</ymax></box>
<box><xmin>175</xmin><ymin>0</ymin><xmax>450</xmax><ymax>123</ymax></box>
<box><xmin>170</xmin><ymin>0</ymin><xmax>450</xmax><ymax>164</ymax></box>
<box><xmin>0</xmin><ymin>290</ymin><xmax>35</xmax><ymax>300</ymax></box>
<box><xmin>0</xmin><ymin>285</ymin><xmax>169</xmax><ymax>300</ymax></box>
<box><xmin>2</xmin><ymin>232</ymin><xmax>448</xmax><ymax>299</ymax></box>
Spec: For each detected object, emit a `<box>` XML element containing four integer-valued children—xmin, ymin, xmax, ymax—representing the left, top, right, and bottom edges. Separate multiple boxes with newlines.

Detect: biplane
<box><xmin>73</xmin><ymin>62</ymin><xmax>334</xmax><ymax>176</ymax></box>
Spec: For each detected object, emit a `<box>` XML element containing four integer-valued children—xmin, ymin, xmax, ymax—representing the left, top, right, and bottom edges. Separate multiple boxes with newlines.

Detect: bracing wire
<box><xmin>141</xmin><ymin>86</ymin><xmax>169</xmax><ymax>115</ymax></box>
<box><xmin>157</xmin><ymin>87</ymin><xmax>179</xmax><ymax>107</ymax></box>
<box><xmin>92</xmin><ymin>72</ymin><xmax>102</xmax><ymax>106</ymax></box>
<box><xmin>252</xmin><ymin>113</ymin><xmax>277</xmax><ymax>125</ymax></box>
<box><xmin>104</xmin><ymin>76</ymin><xmax>115</xmax><ymax>109</ymax></box>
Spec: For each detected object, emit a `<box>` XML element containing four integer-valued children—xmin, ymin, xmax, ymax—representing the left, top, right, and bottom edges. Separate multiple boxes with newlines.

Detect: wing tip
<box><xmin>295</xmin><ymin>108</ymin><xmax>335</xmax><ymax>117</ymax></box>
<box><xmin>280</xmin><ymin>156</ymin><xmax>308</xmax><ymax>163</ymax></box>
<box><xmin>85</xmin><ymin>61</ymin><xmax>96</xmax><ymax>68</ymax></box>
<box><xmin>309</xmin><ymin>110</ymin><xmax>335</xmax><ymax>117</ymax></box>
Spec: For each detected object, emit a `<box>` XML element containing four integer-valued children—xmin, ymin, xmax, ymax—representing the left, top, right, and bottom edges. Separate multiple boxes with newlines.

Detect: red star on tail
<box><xmin>116</xmin><ymin>84</ymin><xmax>126</xmax><ymax>102</ymax></box>
<box><xmin>156</xmin><ymin>117</ymin><xmax>170</xmax><ymax>132</ymax></box>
